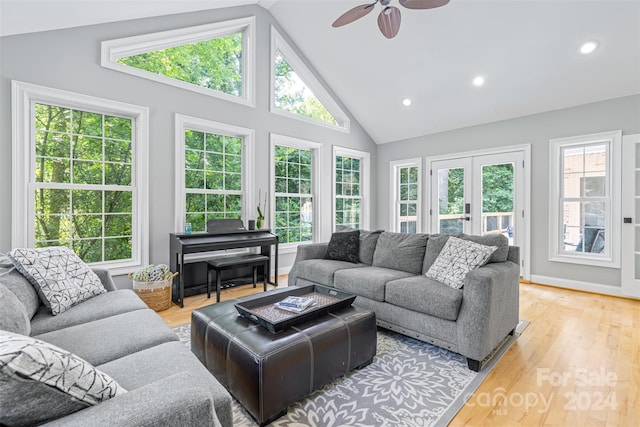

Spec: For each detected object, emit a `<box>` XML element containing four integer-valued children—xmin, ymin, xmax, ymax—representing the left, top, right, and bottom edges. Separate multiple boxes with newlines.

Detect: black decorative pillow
<box><xmin>0</xmin><ymin>330</ymin><xmax>126</xmax><ymax>426</ymax></box>
<box><xmin>8</xmin><ymin>247</ymin><xmax>106</xmax><ymax>315</ymax></box>
<box><xmin>324</xmin><ymin>230</ymin><xmax>360</xmax><ymax>263</ymax></box>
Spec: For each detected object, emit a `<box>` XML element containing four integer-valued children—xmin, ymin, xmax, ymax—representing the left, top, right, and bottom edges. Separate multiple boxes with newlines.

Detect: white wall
<box><xmin>0</xmin><ymin>5</ymin><xmax>377</xmax><ymax>287</ymax></box>
<box><xmin>376</xmin><ymin>95</ymin><xmax>640</xmax><ymax>291</ymax></box>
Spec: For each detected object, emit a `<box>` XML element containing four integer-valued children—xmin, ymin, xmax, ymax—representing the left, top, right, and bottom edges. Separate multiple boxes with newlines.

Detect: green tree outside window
<box><xmin>274</xmin><ymin>50</ymin><xmax>338</xmax><ymax>126</ymax></box>
<box><xmin>118</xmin><ymin>33</ymin><xmax>243</xmax><ymax>97</ymax></box>
<box><xmin>34</xmin><ymin>103</ymin><xmax>133</xmax><ymax>263</ymax></box>
<box><xmin>335</xmin><ymin>155</ymin><xmax>361</xmax><ymax>229</ymax></box>
<box><xmin>184</xmin><ymin>130</ymin><xmax>243</xmax><ymax>232</ymax></box>
<box><xmin>274</xmin><ymin>145</ymin><xmax>313</xmax><ymax>244</ymax></box>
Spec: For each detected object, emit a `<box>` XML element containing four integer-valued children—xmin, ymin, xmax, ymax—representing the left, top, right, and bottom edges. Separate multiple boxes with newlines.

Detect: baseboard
<box><xmin>529</xmin><ymin>274</ymin><xmax>622</xmax><ymax>297</ymax></box>
<box><xmin>276</xmin><ymin>265</ymin><xmax>291</xmax><ymax>276</ymax></box>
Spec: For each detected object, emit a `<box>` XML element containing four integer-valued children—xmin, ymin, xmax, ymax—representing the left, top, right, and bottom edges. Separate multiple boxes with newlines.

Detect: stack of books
<box><xmin>274</xmin><ymin>296</ymin><xmax>316</xmax><ymax>313</ymax></box>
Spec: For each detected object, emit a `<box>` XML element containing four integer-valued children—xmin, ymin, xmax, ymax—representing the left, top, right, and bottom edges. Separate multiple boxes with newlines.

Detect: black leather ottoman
<box><xmin>191</xmin><ymin>290</ymin><xmax>377</xmax><ymax>426</ymax></box>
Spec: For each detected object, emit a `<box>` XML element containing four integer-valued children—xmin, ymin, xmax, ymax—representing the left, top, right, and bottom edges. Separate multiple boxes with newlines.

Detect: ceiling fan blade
<box><xmin>399</xmin><ymin>0</ymin><xmax>450</xmax><ymax>10</ymax></box>
<box><xmin>377</xmin><ymin>6</ymin><xmax>401</xmax><ymax>38</ymax></box>
<box><xmin>332</xmin><ymin>3</ymin><xmax>376</xmax><ymax>28</ymax></box>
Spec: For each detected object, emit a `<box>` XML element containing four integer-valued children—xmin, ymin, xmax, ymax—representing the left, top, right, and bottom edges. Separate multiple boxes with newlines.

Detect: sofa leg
<box><xmin>467</xmin><ymin>358</ymin><xmax>481</xmax><ymax>372</ymax></box>
<box><xmin>509</xmin><ymin>327</ymin><xmax>516</xmax><ymax>336</ymax></box>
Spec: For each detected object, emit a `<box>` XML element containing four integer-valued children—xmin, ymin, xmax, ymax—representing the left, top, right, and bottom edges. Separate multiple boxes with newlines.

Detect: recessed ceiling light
<box><xmin>580</xmin><ymin>40</ymin><xmax>599</xmax><ymax>55</ymax></box>
<box><xmin>402</xmin><ymin>98</ymin><xmax>412</xmax><ymax>106</ymax></box>
<box><xmin>472</xmin><ymin>76</ymin><xmax>485</xmax><ymax>87</ymax></box>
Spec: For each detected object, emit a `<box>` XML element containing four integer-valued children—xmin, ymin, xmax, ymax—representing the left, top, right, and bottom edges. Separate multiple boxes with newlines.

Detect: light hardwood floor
<box><xmin>158</xmin><ymin>278</ymin><xmax>639</xmax><ymax>426</ymax></box>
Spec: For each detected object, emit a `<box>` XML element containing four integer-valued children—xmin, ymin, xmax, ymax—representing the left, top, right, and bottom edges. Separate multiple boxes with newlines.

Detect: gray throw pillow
<box><xmin>425</xmin><ymin>237</ymin><xmax>497</xmax><ymax>289</ymax></box>
<box><xmin>0</xmin><ymin>283</ymin><xmax>31</xmax><ymax>335</ymax></box>
<box><xmin>325</xmin><ymin>230</ymin><xmax>360</xmax><ymax>263</ymax></box>
<box><xmin>0</xmin><ymin>266</ymin><xmax>41</xmax><ymax>319</ymax></box>
<box><xmin>372</xmin><ymin>232</ymin><xmax>428</xmax><ymax>275</ymax></box>
<box><xmin>460</xmin><ymin>233</ymin><xmax>509</xmax><ymax>263</ymax></box>
<box><xmin>359</xmin><ymin>230</ymin><xmax>383</xmax><ymax>265</ymax></box>
<box><xmin>9</xmin><ymin>247</ymin><xmax>106</xmax><ymax>316</ymax></box>
<box><xmin>422</xmin><ymin>234</ymin><xmax>453</xmax><ymax>274</ymax></box>
<box><xmin>0</xmin><ymin>330</ymin><xmax>126</xmax><ymax>426</ymax></box>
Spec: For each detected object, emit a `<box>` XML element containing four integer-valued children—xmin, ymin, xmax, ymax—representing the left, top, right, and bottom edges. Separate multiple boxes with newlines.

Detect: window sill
<box><xmin>548</xmin><ymin>253</ymin><xmax>620</xmax><ymax>269</ymax></box>
<box><xmin>278</xmin><ymin>242</ymin><xmax>317</xmax><ymax>255</ymax></box>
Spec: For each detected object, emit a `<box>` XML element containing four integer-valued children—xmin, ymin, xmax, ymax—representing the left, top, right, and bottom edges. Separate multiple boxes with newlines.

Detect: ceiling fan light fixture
<box><xmin>334</xmin><ymin>0</ymin><xmax>451</xmax><ymax>39</ymax></box>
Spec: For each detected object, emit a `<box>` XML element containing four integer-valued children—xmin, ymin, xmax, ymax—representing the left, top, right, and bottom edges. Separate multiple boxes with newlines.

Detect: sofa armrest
<box><xmin>91</xmin><ymin>268</ymin><xmax>117</xmax><ymax>292</ymax></box>
<box><xmin>456</xmin><ymin>260</ymin><xmax>520</xmax><ymax>362</ymax></box>
<box><xmin>42</xmin><ymin>372</ymin><xmax>222</xmax><ymax>427</ymax></box>
<box><xmin>288</xmin><ymin>243</ymin><xmax>329</xmax><ymax>286</ymax></box>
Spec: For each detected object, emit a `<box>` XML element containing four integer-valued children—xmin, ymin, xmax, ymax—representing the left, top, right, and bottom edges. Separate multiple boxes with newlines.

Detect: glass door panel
<box><xmin>480</xmin><ymin>162</ymin><xmax>515</xmax><ymax>244</ymax></box>
<box><xmin>430</xmin><ymin>150</ymin><xmax>526</xmax><ymax>276</ymax></box>
<box><xmin>431</xmin><ymin>158</ymin><xmax>471</xmax><ymax>235</ymax></box>
<box><xmin>622</xmin><ymin>134</ymin><xmax>640</xmax><ymax>296</ymax></box>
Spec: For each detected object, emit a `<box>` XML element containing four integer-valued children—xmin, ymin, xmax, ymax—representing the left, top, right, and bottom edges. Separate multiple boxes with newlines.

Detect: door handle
<box><xmin>463</xmin><ymin>217</ymin><xmax>471</xmax><ymax>221</ymax></box>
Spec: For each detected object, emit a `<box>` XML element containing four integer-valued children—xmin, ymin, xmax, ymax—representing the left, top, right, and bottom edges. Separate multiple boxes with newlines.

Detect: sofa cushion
<box><xmin>294</xmin><ymin>259</ymin><xmax>365</xmax><ymax>287</ymax></box>
<box><xmin>30</xmin><ymin>289</ymin><xmax>148</xmax><ymax>336</ymax></box>
<box><xmin>460</xmin><ymin>233</ymin><xmax>509</xmax><ymax>263</ymax></box>
<box><xmin>334</xmin><ymin>266</ymin><xmax>414</xmax><ymax>302</ymax></box>
<box><xmin>0</xmin><ymin>330</ymin><xmax>126</xmax><ymax>426</ymax></box>
<box><xmin>372</xmin><ymin>232</ymin><xmax>428</xmax><ymax>275</ymax></box>
<box><xmin>422</xmin><ymin>234</ymin><xmax>453</xmax><ymax>274</ymax></box>
<box><xmin>0</xmin><ymin>283</ymin><xmax>31</xmax><ymax>335</ymax></box>
<box><xmin>33</xmin><ymin>309</ymin><xmax>179</xmax><ymax>366</ymax></box>
<box><xmin>98</xmin><ymin>341</ymin><xmax>232</xmax><ymax>427</ymax></box>
<box><xmin>385</xmin><ymin>276</ymin><xmax>464</xmax><ymax>321</ymax></box>
<box><xmin>359</xmin><ymin>230</ymin><xmax>383</xmax><ymax>265</ymax></box>
<box><xmin>0</xmin><ymin>261</ymin><xmax>40</xmax><ymax>319</ymax></box>
<box><xmin>324</xmin><ymin>230</ymin><xmax>360</xmax><ymax>263</ymax></box>
<box><xmin>426</xmin><ymin>237</ymin><xmax>497</xmax><ymax>289</ymax></box>
<box><xmin>9</xmin><ymin>247</ymin><xmax>106</xmax><ymax>315</ymax></box>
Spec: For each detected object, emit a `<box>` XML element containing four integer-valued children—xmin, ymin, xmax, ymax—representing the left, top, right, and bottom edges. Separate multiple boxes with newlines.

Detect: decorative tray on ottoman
<box><xmin>234</xmin><ymin>285</ymin><xmax>356</xmax><ymax>333</ymax></box>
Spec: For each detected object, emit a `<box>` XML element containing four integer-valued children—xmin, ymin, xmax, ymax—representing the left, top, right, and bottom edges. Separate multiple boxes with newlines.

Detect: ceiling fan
<box><xmin>332</xmin><ymin>0</ymin><xmax>450</xmax><ymax>39</ymax></box>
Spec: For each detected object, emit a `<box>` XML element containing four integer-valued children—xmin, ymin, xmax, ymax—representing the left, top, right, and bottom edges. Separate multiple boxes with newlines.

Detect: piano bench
<box><xmin>206</xmin><ymin>254</ymin><xmax>270</xmax><ymax>302</ymax></box>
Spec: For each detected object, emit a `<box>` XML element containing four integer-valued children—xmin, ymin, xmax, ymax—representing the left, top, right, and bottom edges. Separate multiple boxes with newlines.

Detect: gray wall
<box><xmin>0</xmin><ymin>5</ymin><xmax>377</xmax><ymax>287</ymax></box>
<box><xmin>376</xmin><ymin>94</ymin><xmax>640</xmax><ymax>289</ymax></box>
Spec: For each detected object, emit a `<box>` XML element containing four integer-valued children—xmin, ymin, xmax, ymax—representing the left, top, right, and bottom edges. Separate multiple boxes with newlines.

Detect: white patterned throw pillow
<box><xmin>425</xmin><ymin>237</ymin><xmax>497</xmax><ymax>289</ymax></box>
<box><xmin>0</xmin><ymin>331</ymin><xmax>126</xmax><ymax>426</ymax></box>
<box><xmin>9</xmin><ymin>246</ymin><xmax>106</xmax><ymax>315</ymax></box>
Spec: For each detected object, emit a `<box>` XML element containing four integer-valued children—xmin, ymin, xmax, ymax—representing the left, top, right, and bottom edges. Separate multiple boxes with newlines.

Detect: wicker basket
<box><xmin>129</xmin><ymin>272</ymin><xmax>178</xmax><ymax>312</ymax></box>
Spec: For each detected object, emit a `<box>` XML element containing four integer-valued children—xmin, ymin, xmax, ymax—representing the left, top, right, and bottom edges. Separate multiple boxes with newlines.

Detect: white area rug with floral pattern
<box><xmin>173</xmin><ymin>321</ymin><xmax>527</xmax><ymax>427</ymax></box>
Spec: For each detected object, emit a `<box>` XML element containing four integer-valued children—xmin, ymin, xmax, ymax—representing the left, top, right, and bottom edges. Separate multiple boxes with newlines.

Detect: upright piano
<box><xmin>169</xmin><ymin>220</ymin><xmax>279</xmax><ymax>307</ymax></box>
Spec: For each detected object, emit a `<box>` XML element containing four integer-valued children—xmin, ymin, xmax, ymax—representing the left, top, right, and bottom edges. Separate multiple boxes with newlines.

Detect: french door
<box><xmin>622</xmin><ymin>134</ymin><xmax>640</xmax><ymax>297</ymax></box>
<box><xmin>430</xmin><ymin>151</ymin><xmax>525</xmax><ymax>269</ymax></box>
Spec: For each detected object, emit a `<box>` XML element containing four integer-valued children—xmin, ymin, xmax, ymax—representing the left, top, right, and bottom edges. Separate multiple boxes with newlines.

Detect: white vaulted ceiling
<box><xmin>2</xmin><ymin>0</ymin><xmax>639</xmax><ymax>144</ymax></box>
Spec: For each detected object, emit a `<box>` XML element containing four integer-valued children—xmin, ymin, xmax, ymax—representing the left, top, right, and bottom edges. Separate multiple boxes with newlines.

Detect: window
<box><xmin>390</xmin><ymin>159</ymin><xmax>421</xmax><ymax>233</ymax></box>
<box><xmin>12</xmin><ymin>81</ymin><xmax>149</xmax><ymax>274</ymax></box>
<box><xmin>102</xmin><ymin>18</ymin><xmax>255</xmax><ymax>106</ymax></box>
<box><xmin>271</xmin><ymin>28</ymin><xmax>349</xmax><ymax>131</ymax></box>
<box><xmin>271</xmin><ymin>134</ymin><xmax>321</xmax><ymax>246</ymax></box>
<box><xmin>549</xmin><ymin>131</ymin><xmax>621</xmax><ymax>268</ymax></box>
<box><xmin>175</xmin><ymin>115</ymin><xmax>254</xmax><ymax>233</ymax></box>
<box><xmin>334</xmin><ymin>147</ymin><xmax>370</xmax><ymax>231</ymax></box>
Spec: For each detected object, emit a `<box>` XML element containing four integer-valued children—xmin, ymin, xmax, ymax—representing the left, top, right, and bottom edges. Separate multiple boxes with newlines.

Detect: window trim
<box><xmin>333</xmin><ymin>146</ymin><xmax>370</xmax><ymax>231</ymax></box>
<box><xmin>270</xmin><ymin>133</ymin><xmax>322</xmax><ymax>251</ymax></box>
<box><xmin>174</xmin><ymin>114</ymin><xmax>255</xmax><ymax>234</ymax></box>
<box><xmin>389</xmin><ymin>158</ymin><xmax>422</xmax><ymax>233</ymax></box>
<box><xmin>548</xmin><ymin>130</ymin><xmax>622</xmax><ymax>268</ymax></box>
<box><xmin>270</xmin><ymin>27</ymin><xmax>350</xmax><ymax>132</ymax></box>
<box><xmin>101</xmin><ymin>17</ymin><xmax>256</xmax><ymax>107</ymax></box>
<box><xmin>11</xmin><ymin>80</ymin><xmax>149</xmax><ymax>275</ymax></box>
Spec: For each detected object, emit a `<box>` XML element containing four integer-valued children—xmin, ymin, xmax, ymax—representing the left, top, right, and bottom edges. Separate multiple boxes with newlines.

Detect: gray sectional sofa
<box><xmin>0</xmin><ymin>259</ymin><xmax>232</xmax><ymax>427</ymax></box>
<box><xmin>288</xmin><ymin>231</ymin><xmax>520</xmax><ymax>371</ymax></box>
